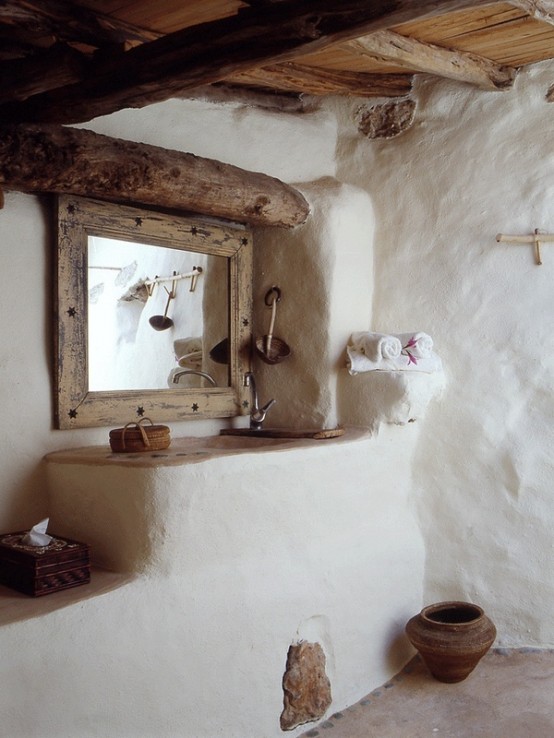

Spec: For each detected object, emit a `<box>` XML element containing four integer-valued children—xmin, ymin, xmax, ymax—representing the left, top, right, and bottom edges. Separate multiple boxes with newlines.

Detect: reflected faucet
<box><xmin>172</xmin><ymin>369</ymin><xmax>217</xmax><ymax>386</ymax></box>
<box><xmin>244</xmin><ymin>371</ymin><xmax>275</xmax><ymax>430</ymax></box>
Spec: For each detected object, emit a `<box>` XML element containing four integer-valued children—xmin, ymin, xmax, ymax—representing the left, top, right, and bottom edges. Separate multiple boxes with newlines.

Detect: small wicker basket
<box><xmin>109</xmin><ymin>418</ymin><xmax>171</xmax><ymax>453</ymax></box>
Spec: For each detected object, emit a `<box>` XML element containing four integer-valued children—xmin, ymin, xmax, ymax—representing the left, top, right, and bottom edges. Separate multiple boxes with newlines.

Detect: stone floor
<box><xmin>299</xmin><ymin>649</ymin><xmax>554</xmax><ymax>738</ymax></box>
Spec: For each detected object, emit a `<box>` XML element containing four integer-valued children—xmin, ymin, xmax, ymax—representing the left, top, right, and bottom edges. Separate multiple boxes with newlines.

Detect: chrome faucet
<box><xmin>244</xmin><ymin>372</ymin><xmax>275</xmax><ymax>430</ymax></box>
<box><xmin>172</xmin><ymin>369</ymin><xmax>217</xmax><ymax>386</ymax></box>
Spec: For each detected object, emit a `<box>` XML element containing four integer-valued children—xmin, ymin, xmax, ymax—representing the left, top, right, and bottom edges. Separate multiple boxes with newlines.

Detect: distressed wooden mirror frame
<box><xmin>56</xmin><ymin>195</ymin><xmax>252</xmax><ymax>429</ymax></box>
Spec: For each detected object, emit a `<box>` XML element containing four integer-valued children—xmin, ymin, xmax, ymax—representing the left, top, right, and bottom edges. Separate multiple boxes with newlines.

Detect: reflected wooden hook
<box><xmin>190</xmin><ymin>266</ymin><xmax>203</xmax><ymax>292</ymax></box>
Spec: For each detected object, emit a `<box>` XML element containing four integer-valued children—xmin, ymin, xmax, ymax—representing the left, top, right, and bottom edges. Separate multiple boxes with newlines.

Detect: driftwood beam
<box><xmin>0</xmin><ymin>0</ymin><xmax>500</xmax><ymax>124</ymax></box>
<box><xmin>345</xmin><ymin>30</ymin><xmax>517</xmax><ymax>91</ymax></box>
<box><xmin>0</xmin><ymin>124</ymin><xmax>310</xmax><ymax>228</ymax></box>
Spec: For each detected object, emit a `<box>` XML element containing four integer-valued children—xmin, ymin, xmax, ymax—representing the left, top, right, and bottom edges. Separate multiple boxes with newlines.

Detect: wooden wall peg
<box><xmin>495</xmin><ymin>229</ymin><xmax>554</xmax><ymax>265</ymax></box>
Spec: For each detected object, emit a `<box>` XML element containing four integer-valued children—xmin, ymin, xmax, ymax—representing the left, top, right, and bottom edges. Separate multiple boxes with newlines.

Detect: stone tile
<box><xmin>300</xmin><ymin>650</ymin><xmax>554</xmax><ymax>738</ymax></box>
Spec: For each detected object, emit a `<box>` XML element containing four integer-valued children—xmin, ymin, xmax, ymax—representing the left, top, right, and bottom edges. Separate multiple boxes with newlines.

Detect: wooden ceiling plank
<box><xmin>509</xmin><ymin>0</ymin><xmax>554</xmax><ymax>24</ymax></box>
<box><xmin>345</xmin><ymin>29</ymin><xmax>517</xmax><ymax>89</ymax></box>
<box><xmin>0</xmin><ymin>0</ymin><xmax>506</xmax><ymax>124</ymax></box>
<box><xmin>438</xmin><ymin>19</ymin><xmax>554</xmax><ymax>58</ymax></box>
<box><xmin>291</xmin><ymin>46</ymin><xmax>410</xmax><ymax>74</ymax></box>
<box><xmin>0</xmin><ymin>0</ymin><xmax>157</xmax><ymax>47</ymax></box>
<box><xmin>114</xmin><ymin>0</ymin><xmax>244</xmax><ymax>33</ymax></box>
<box><xmin>393</xmin><ymin>4</ymin><xmax>525</xmax><ymax>41</ymax></box>
<box><xmin>229</xmin><ymin>62</ymin><xmax>414</xmax><ymax>96</ymax></box>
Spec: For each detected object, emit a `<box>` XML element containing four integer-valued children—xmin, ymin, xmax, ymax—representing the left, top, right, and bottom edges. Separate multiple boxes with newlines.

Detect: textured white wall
<box><xmin>332</xmin><ymin>61</ymin><xmax>554</xmax><ymax>647</ymax></box>
<box><xmin>0</xmin><ymin>97</ymin><xmax>338</xmax><ymax>529</ymax></box>
<box><xmin>0</xmin><ymin>96</ymin><xmax>424</xmax><ymax>737</ymax></box>
<box><xmin>0</xmin><ymin>57</ymin><xmax>553</xmax><ymax>738</ymax></box>
<box><xmin>36</xmin><ymin>436</ymin><xmax>423</xmax><ymax>738</ymax></box>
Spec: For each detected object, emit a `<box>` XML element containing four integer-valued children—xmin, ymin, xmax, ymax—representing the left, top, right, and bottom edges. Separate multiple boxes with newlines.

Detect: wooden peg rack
<box><xmin>496</xmin><ymin>229</ymin><xmax>554</xmax><ymax>265</ymax></box>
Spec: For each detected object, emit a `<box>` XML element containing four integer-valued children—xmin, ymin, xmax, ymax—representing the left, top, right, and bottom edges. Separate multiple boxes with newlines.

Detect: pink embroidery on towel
<box><xmin>402</xmin><ymin>337</ymin><xmax>419</xmax><ymax>365</ymax></box>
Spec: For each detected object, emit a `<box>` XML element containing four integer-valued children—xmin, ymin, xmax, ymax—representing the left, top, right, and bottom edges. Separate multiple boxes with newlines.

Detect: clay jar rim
<box><xmin>420</xmin><ymin>601</ymin><xmax>484</xmax><ymax>630</ymax></box>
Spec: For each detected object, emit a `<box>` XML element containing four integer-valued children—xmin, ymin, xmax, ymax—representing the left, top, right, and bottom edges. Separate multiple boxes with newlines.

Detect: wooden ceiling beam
<box><xmin>230</xmin><ymin>62</ymin><xmax>414</xmax><ymax>97</ymax></box>
<box><xmin>0</xmin><ymin>123</ymin><xmax>310</xmax><ymax>228</ymax></box>
<box><xmin>344</xmin><ymin>30</ymin><xmax>517</xmax><ymax>90</ymax></box>
<box><xmin>0</xmin><ymin>42</ymin><xmax>88</xmax><ymax>104</ymax></box>
<box><xmin>0</xmin><ymin>0</ymin><xmax>502</xmax><ymax>124</ymax></box>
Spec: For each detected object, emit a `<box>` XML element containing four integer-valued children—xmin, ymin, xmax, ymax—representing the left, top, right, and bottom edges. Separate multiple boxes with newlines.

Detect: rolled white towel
<box><xmin>174</xmin><ymin>337</ymin><xmax>203</xmax><ymax>367</ymax></box>
<box><xmin>346</xmin><ymin>330</ymin><xmax>441</xmax><ymax>374</ymax></box>
<box><xmin>349</xmin><ymin>332</ymin><xmax>402</xmax><ymax>361</ymax></box>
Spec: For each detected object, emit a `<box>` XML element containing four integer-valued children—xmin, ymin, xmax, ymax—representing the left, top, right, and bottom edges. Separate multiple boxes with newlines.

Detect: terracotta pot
<box><xmin>405</xmin><ymin>601</ymin><xmax>496</xmax><ymax>683</ymax></box>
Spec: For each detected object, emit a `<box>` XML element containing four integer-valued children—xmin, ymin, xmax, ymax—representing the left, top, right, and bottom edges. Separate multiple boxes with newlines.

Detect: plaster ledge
<box><xmin>0</xmin><ymin>568</ymin><xmax>133</xmax><ymax>627</ymax></box>
<box><xmin>45</xmin><ymin>429</ymin><xmax>370</xmax><ymax>574</ymax></box>
<box><xmin>44</xmin><ymin>428</ymin><xmax>367</xmax><ymax>468</ymax></box>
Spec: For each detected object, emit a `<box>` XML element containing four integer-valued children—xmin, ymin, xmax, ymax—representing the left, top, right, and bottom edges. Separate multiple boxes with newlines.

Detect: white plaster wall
<box><xmin>0</xmin><ymin>98</ymin><xmax>338</xmax><ymax>528</ymax></box>
<box><xmin>0</xmin><ymin>96</ymin><xmax>425</xmax><ymax>737</ymax></box>
<box><xmin>80</xmin><ymin>97</ymin><xmax>338</xmax><ymax>184</ymax></box>
<box><xmin>30</xmin><ymin>435</ymin><xmax>422</xmax><ymax>738</ymax></box>
<box><xmin>1</xmin><ymin>57</ymin><xmax>553</xmax><ymax>738</ymax></box>
<box><xmin>332</xmin><ymin>61</ymin><xmax>554</xmax><ymax>646</ymax></box>
<box><xmin>252</xmin><ymin>178</ymin><xmax>374</xmax><ymax>429</ymax></box>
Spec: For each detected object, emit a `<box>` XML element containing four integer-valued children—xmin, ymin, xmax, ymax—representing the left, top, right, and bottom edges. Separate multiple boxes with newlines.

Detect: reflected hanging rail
<box><xmin>145</xmin><ymin>267</ymin><xmax>203</xmax><ymax>295</ymax></box>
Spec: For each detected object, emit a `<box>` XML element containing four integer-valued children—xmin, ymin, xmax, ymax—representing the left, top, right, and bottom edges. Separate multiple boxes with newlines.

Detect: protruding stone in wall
<box><xmin>280</xmin><ymin>641</ymin><xmax>332</xmax><ymax>731</ymax></box>
<box><xmin>357</xmin><ymin>99</ymin><xmax>416</xmax><ymax>139</ymax></box>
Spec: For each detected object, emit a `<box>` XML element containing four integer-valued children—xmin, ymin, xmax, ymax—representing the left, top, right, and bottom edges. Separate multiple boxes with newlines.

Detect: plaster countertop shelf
<box><xmin>0</xmin><ymin>567</ymin><xmax>133</xmax><ymax>627</ymax></box>
<box><xmin>45</xmin><ymin>428</ymin><xmax>366</xmax><ymax>468</ymax></box>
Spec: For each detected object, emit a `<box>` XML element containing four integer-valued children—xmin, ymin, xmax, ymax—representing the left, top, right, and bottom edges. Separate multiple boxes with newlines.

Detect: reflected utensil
<box><xmin>149</xmin><ymin>284</ymin><xmax>175</xmax><ymax>331</ymax></box>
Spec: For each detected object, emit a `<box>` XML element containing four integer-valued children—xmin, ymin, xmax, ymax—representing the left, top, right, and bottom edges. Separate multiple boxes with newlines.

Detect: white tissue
<box><xmin>21</xmin><ymin>518</ymin><xmax>53</xmax><ymax>547</ymax></box>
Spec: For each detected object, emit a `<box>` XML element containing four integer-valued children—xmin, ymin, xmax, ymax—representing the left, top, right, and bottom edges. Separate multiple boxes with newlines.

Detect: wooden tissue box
<box><xmin>0</xmin><ymin>532</ymin><xmax>90</xmax><ymax>597</ymax></box>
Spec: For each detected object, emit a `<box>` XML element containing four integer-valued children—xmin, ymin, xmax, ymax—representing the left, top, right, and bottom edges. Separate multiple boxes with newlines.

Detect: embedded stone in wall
<box><xmin>280</xmin><ymin>641</ymin><xmax>332</xmax><ymax>731</ymax></box>
<box><xmin>357</xmin><ymin>99</ymin><xmax>416</xmax><ymax>139</ymax></box>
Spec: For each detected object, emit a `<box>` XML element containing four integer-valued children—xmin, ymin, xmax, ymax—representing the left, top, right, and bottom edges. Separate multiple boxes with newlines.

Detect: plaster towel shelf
<box><xmin>338</xmin><ymin>369</ymin><xmax>446</xmax><ymax>432</ymax></box>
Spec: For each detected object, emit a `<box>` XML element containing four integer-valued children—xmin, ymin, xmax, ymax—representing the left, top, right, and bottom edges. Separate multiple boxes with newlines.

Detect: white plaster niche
<box><xmin>251</xmin><ymin>178</ymin><xmax>375</xmax><ymax>430</ymax></box>
<box><xmin>42</xmin><ymin>428</ymin><xmax>422</xmax><ymax>738</ymax></box>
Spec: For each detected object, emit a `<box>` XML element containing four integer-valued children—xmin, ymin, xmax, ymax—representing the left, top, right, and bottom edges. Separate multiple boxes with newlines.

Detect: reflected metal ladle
<box><xmin>149</xmin><ymin>273</ymin><xmax>177</xmax><ymax>331</ymax></box>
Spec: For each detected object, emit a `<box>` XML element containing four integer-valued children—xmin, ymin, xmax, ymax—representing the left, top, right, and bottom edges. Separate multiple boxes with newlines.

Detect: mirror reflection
<box><xmin>87</xmin><ymin>237</ymin><xmax>229</xmax><ymax>391</ymax></box>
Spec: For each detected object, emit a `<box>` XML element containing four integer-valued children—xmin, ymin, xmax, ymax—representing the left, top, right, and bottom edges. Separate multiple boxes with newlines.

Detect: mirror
<box><xmin>56</xmin><ymin>196</ymin><xmax>253</xmax><ymax>429</ymax></box>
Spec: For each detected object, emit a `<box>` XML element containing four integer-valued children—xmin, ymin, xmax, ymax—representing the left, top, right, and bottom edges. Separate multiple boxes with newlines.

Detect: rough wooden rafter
<box><xmin>0</xmin><ymin>0</ymin><xmax>502</xmax><ymax>124</ymax></box>
<box><xmin>345</xmin><ymin>29</ymin><xmax>517</xmax><ymax>90</ymax></box>
<box><xmin>0</xmin><ymin>42</ymin><xmax>87</xmax><ymax>103</ymax></box>
<box><xmin>185</xmin><ymin>83</ymin><xmax>310</xmax><ymax>112</ymax></box>
<box><xmin>230</xmin><ymin>62</ymin><xmax>413</xmax><ymax>97</ymax></box>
